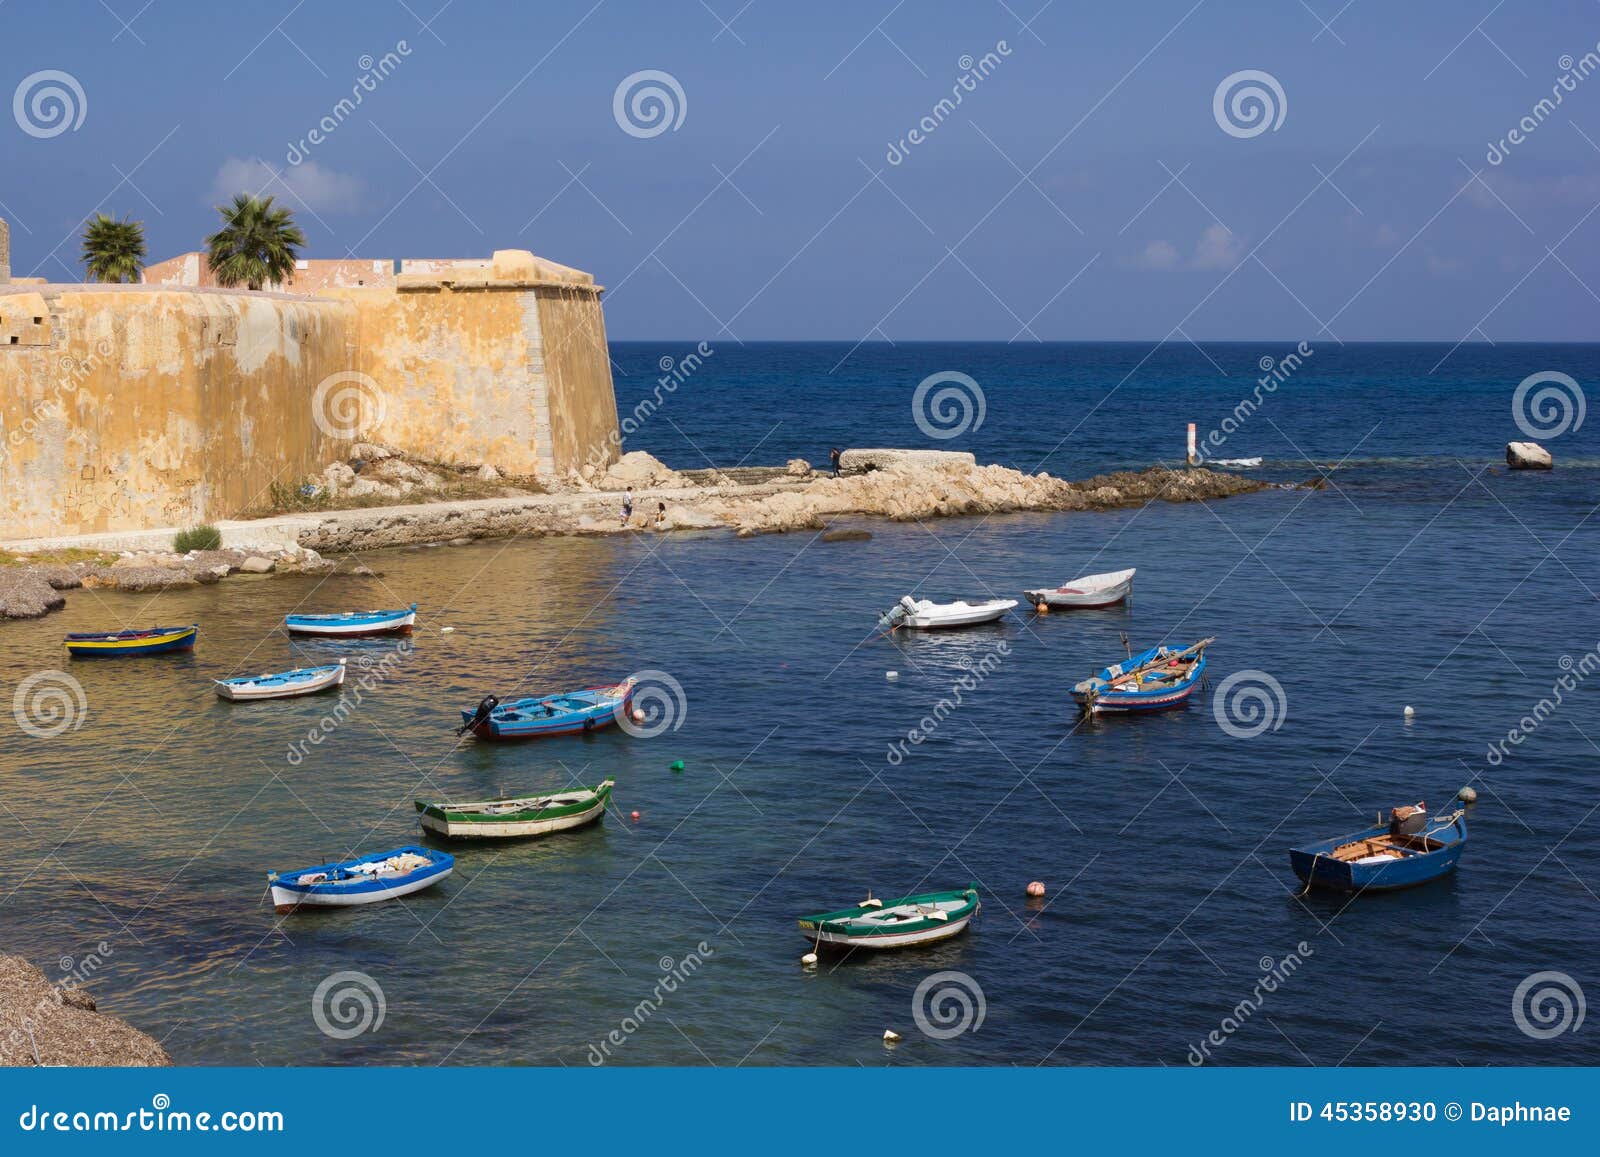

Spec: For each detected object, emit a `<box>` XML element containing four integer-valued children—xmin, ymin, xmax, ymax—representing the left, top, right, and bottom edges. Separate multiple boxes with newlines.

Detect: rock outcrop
<box><xmin>1506</xmin><ymin>441</ymin><xmax>1552</xmax><ymax>470</ymax></box>
<box><xmin>0</xmin><ymin>955</ymin><xmax>171</xmax><ymax>1067</ymax></box>
<box><xmin>598</xmin><ymin>450</ymin><xmax>688</xmax><ymax>490</ymax></box>
<box><xmin>838</xmin><ymin>448</ymin><xmax>976</xmax><ymax>473</ymax></box>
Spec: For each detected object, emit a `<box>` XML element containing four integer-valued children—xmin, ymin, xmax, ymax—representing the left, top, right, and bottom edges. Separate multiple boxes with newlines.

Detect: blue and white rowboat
<box><xmin>215</xmin><ymin>660</ymin><xmax>347</xmax><ymax>701</ymax></box>
<box><xmin>459</xmin><ymin>678</ymin><xmax>636</xmax><ymax>740</ymax></box>
<box><xmin>285</xmin><ymin>603</ymin><xmax>417</xmax><ymax>638</ymax></box>
<box><xmin>1290</xmin><ymin>803</ymin><xmax>1467</xmax><ymax>893</ymax></box>
<box><xmin>267</xmin><ymin>845</ymin><xmax>453</xmax><ymax>913</ymax></box>
<box><xmin>1071</xmin><ymin>637</ymin><xmax>1213</xmax><ymax>714</ymax></box>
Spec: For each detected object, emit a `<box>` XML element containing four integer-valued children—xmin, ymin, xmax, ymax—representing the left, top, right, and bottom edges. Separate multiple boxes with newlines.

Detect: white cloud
<box><xmin>1124</xmin><ymin>224</ymin><xmax>1243</xmax><ymax>272</ymax></box>
<box><xmin>209</xmin><ymin>157</ymin><xmax>364</xmax><ymax>213</ymax></box>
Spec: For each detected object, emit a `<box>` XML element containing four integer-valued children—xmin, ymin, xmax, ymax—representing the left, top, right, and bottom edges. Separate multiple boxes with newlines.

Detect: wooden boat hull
<box><xmin>801</xmin><ymin>909</ymin><xmax>976</xmax><ymax>949</ymax></box>
<box><xmin>798</xmin><ymin>886</ymin><xmax>980</xmax><ymax>951</ymax></box>
<box><xmin>64</xmin><ymin>625</ymin><xmax>197</xmax><ymax>658</ymax></box>
<box><xmin>1290</xmin><ymin>809</ymin><xmax>1467</xmax><ymax>892</ymax></box>
<box><xmin>1026</xmin><ymin>568</ymin><xmax>1135</xmax><ymax>609</ymax></box>
<box><xmin>216</xmin><ymin>661</ymin><xmax>346</xmax><ymax>701</ymax></box>
<box><xmin>268</xmin><ymin>845</ymin><xmax>453</xmax><ymax>913</ymax></box>
<box><xmin>463</xmin><ymin>684</ymin><xmax>633</xmax><ymax>740</ymax></box>
<box><xmin>285</xmin><ymin>605</ymin><xmax>416</xmax><ymax>637</ymax></box>
<box><xmin>416</xmin><ymin>781</ymin><xmax>613</xmax><ymax>839</ymax></box>
<box><xmin>1073</xmin><ymin>655</ymin><xmax>1207</xmax><ymax>713</ymax></box>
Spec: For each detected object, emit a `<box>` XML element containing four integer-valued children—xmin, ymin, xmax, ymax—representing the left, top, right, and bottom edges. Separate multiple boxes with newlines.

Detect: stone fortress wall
<box><xmin>0</xmin><ymin>232</ymin><xmax>621</xmax><ymax>540</ymax></box>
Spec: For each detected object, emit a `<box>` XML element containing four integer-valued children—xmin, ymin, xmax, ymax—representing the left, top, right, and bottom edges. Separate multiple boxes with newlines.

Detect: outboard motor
<box><xmin>457</xmin><ymin>695</ymin><xmax>499</xmax><ymax>736</ymax></box>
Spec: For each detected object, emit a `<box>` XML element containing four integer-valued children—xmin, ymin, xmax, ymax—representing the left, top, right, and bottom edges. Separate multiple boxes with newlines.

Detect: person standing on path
<box><xmin>830</xmin><ymin>447</ymin><xmax>842</xmax><ymax>477</ymax></box>
<box><xmin>621</xmin><ymin>487</ymin><xmax>634</xmax><ymax>526</ymax></box>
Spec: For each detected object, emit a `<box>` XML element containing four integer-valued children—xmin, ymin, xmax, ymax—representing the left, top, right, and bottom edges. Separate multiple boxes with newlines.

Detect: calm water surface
<box><xmin>2</xmin><ymin>343</ymin><xmax>1597</xmax><ymax>1066</ymax></box>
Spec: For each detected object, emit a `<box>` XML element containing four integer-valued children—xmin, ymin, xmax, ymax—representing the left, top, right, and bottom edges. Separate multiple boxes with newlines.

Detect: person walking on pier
<box><xmin>621</xmin><ymin>487</ymin><xmax>634</xmax><ymax>527</ymax></box>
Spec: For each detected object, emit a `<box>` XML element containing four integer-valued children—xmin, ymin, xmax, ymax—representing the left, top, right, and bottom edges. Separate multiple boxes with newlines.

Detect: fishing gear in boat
<box><xmin>457</xmin><ymin>695</ymin><xmax>499</xmax><ymax>736</ymax></box>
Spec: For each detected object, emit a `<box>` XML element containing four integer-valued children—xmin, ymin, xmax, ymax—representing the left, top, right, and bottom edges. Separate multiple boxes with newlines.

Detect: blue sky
<box><xmin>2</xmin><ymin>0</ymin><xmax>1598</xmax><ymax>341</ymax></box>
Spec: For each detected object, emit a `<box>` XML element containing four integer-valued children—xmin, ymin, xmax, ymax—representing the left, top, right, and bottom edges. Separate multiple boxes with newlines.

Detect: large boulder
<box><xmin>1506</xmin><ymin>441</ymin><xmax>1552</xmax><ymax>470</ymax></box>
<box><xmin>597</xmin><ymin>451</ymin><xmax>688</xmax><ymax>490</ymax></box>
<box><xmin>0</xmin><ymin>572</ymin><xmax>66</xmax><ymax>618</ymax></box>
<box><xmin>837</xmin><ymin>448</ymin><xmax>977</xmax><ymax>474</ymax></box>
<box><xmin>786</xmin><ymin>458</ymin><xmax>813</xmax><ymax>477</ymax></box>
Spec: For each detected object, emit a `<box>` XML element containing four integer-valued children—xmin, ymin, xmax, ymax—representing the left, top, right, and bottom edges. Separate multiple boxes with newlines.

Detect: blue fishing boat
<box><xmin>64</xmin><ymin>624</ymin><xmax>198</xmax><ymax>658</ymax></box>
<box><xmin>458</xmin><ymin>678</ymin><xmax>635</xmax><ymax>740</ymax></box>
<box><xmin>1289</xmin><ymin>802</ymin><xmax>1467</xmax><ymax>893</ymax></box>
<box><xmin>1071</xmin><ymin>636</ymin><xmax>1213</xmax><ymax>714</ymax></box>
<box><xmin>285</xmin><ymin>603</ymin><xmax>416</xmax><ymax>637</ymax></box>
<box><xmin>267</xmin><ymin>846</ymin><xmax>453</xmax><ymax>913</ymax></box>
<box><xmin>215</xmin><ymin>660</ymin><xmax>346</xmax><ymax>701</ymax></box>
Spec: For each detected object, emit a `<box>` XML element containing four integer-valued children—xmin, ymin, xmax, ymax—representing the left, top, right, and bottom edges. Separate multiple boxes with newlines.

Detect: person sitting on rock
<box><xmin>655</xmin><ymin>501</ymin><xmax>667</xmax><ymax>528</ymax></box>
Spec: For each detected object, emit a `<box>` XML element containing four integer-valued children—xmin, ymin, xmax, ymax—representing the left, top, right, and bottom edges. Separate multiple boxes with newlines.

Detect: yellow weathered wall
<box><xmin>538</xmin><ymin>287</ymin><xmax>622</xmax><ymax>476</ymax></box>
<box><xmin>1</xmin><ymin>289</ymin><xmax>349</xmax><ymax>539</ymax></box>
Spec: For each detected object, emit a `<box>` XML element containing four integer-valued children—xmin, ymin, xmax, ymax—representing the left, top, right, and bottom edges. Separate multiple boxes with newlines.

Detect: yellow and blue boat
<box><xmin>63</xmin><ymin>624</ymin><xmax>198</xmax><ymax>658</ymax></box>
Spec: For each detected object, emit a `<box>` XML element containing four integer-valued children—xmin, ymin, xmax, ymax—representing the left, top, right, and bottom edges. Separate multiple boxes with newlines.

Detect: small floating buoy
<box><xmin>669</xmin><ymin>759</ymin><xmax>685</xmax><ymax>772</ymax></box>
<box><xmin>1403</xmin><ymin>705</ymin><xmax>1415</xmax><ymax>717</ymax></box>
<box><xmin>882</xmin><ymin>1029</ymin><xmax>901</xmax><ymax>1043</ymax></box>
<box><xmin>885</xmin><ymin>670</ymin><xmax>899</xmax><ymax>680</ymax></box>
<box><xmin>1036</xmin><ymin>602</ymin><xmax>1049</xmax><ymax>614</ymax></box>
<box><xmin>1026</xmin><ymin>881</ymin><xmax>1046</xmax><ymax>898</ymax></box>
<box><xmin>630</xmin><ymin>810</ymin><xmax>641</xmax><ymax>821</ymax></box>
<box><xmin>1458</xmin><ymin>786</ymin><xmax>1478</xmax><ymax>804</ymax></box>
<box><xmin>801</xmin><ymin>952</ymin><xmax>818</xmax><ymax>966</ymax></box>
<box><xmin>440</xmin><ymin>626</ymin><xmax>455</xmax><ymax>634</ymax></box>
<box><xmin>632</xmin><ymin>708</ymin><xmax>646</xmax><ymax>722</ymax></box>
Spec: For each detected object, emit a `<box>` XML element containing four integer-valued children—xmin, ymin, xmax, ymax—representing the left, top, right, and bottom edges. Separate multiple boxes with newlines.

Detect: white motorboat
<box><xmin>877</xmin><ymin>595</ymin><xmax>1017</xmax><ymax>631</ymax></box>
<box><xmin>1024</xmin><ymin>567</ymin><xmax>1135</xmax><ymax>610</ymax></box>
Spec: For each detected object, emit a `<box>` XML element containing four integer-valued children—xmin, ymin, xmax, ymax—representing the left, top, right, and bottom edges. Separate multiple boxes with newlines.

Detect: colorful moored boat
<box><xmin>215</xmin><ymin>660</ymin><xmax>346</xmax><ymax>701</ymax></box>
<box><xmin>458</xmin><ymin>679</ymin><xmax>635</xmax><ymax>740</ymax></box>
<box><xmin>285</xmin><ymin>603</ymin><xmax>417</xmax><ymax>637</ymax></box>
<box><xmin>64</xmin><ymin>624</ymin><xmax>198</xmax><ymax>658</ymax></box>
<box><xmin>1071</xmin><ymin>637</ymin><xmax>1213</xmax><ymax>714</ymax></box>
<box><xmin>267</xmin><ymin>846</ymin><xmax>453</xmax><ymax>913</ymax></box>
<box><xmin>1289</xmin><ymin>803</ymin><xmax>1467</xmax><ymax>893</ymax></box>
<box><xmin>415</xmin><ymin>779</ymin><xmax>614</xmax><ymax>840</ymax></box>
<box><xmin>798</xmin><ymin>885</ymin><xmax>980</xmax><ymax>950</ymax></box>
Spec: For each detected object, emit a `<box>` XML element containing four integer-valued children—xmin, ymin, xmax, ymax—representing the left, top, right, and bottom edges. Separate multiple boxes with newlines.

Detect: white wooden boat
<box><xmin>878</xmin><ymin>595</ymin><xmax>1017</xmax><ymax>631</ymax></box>
<box><xmin>798</xmin><ymin>885</ymin><xmax>980</xmax><ymax>950</ymax></box>
<box><xmin>1025</xmin><ymin>567</ymin><xmax>1135</xmax><ymax>610</ymax></box>
<box><xmin>215</xmin><ymin>659</ymin><xmax>346</xmax><ymax>701</ymax></box>
<box><xmin>267</xmin><ymin>846</ymin><xmax>453</xmax><ymax>913</ymax></box>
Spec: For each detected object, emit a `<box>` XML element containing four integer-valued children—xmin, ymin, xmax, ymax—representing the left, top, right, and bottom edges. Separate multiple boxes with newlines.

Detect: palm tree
<box><xmin>80</xmin><ymin>213</ymin><xmax>147</xmax><ymax>283</ymax></box>
<box><xmin>204</xmin><ymin>193</ymin><xmax>305</xmax><ymax>290</ymax></box>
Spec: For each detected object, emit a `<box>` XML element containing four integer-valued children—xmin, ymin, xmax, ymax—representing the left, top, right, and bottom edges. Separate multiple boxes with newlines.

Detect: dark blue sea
<box><xmin>3</xmin><ymin>342</ymin><xmax>1598</xmax><ymax>1067</ymax></box>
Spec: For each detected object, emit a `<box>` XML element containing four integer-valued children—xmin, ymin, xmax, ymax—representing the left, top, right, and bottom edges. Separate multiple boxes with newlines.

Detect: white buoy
<box><xmin>801</xmin><ymin>952</ymin><xmax>818</xmax><ymax>966</ymax></box>
<box><xmin>885</xmin><ymin>671</ymin><xmax>899</xmax><ymax>680</ymax></box>
<box><xmin>440</xmin><ymin>626</ymin><xmax>455</xmax><ymax>633</ymax></box>
<box><xmin>1403</xmin><ymin>705</ymin><xmax>1415</xmax><ymax>717</ymax></box>
<box><xmin>882</xmin><ymin>1028</ymin><xmax>901</xmax><ymax>1043</ymax></box>
<box><xmin>1458</xmin><ymin>785</ymin><xmax>1478</xmax><ymax>804</ymax></box>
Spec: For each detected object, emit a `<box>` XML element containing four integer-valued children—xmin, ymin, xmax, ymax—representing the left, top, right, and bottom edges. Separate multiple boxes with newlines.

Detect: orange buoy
<box><xmin>630</xmin><ymin>810</ymin><xmax>641</xmax><ymax>821</ymax></box>
<box><xmin>1026</xmin><ymin>881</ymin><xmax>1046</xmax><ymax>897</ymax></box>
<box><xmin>1036</xmin><ymin>602</ymin><xmax>1049</xmax><ymax>614</ymax></box>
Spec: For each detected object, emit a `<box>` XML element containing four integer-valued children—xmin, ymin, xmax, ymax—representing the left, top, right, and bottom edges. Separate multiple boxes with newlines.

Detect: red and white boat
<box><xmin>1025</xmin><ymin>567</ymin><xmax>1135</xmax><ymax>610</ymax></box>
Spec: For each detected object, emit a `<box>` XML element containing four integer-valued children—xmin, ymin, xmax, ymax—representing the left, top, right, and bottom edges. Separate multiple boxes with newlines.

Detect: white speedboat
<box><xmin>1025</xmin><ymin>567</ymin><xmax>1135</xmax><ymax>610</ymax></box>
<box><xmin>215</xmin><ymin>660</ymin><xmax>346</xmax><ymax>701</ymax></box>
<box><xmin>877</xmin><ymin>595</ymin><xmax>1017</xmax><ymax>631</ymax></box>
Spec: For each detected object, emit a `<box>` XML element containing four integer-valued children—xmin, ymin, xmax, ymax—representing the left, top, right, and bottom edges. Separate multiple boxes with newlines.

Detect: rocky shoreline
<box><xmin>1</xmin><ymin>450</ymin><xmax>1270</xmax><ymax>619</ymax></box>
<box><xmin>0</xmin><ymin>955</ymin><xmax>171</xmax><ymax>1067</ymax></box>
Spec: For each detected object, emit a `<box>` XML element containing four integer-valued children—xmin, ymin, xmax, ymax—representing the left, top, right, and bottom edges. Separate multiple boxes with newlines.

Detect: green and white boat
<box><xmin>414</xmin><ymin>779</ymin><xmax>614</xmax><ymax>840</ymax></box>
<box><xmin>797</xmin><ymin>884</ymin><xmax>980</xmax><ymax>950</ymax></box>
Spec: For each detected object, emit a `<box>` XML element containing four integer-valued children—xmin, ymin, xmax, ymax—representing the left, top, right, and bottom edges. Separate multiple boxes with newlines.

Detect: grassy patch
<box><xmin>173</xmin><ymin>524</ymin><xmax>223</xmax><ymax>552</ymax></box>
